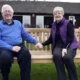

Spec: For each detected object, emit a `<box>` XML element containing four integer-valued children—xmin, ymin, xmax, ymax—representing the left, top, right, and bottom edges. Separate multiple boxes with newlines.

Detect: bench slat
<box><xmin>13</xmin><ymin>28</ymin><xmax>80</xmax><ymax>63</ymax></box>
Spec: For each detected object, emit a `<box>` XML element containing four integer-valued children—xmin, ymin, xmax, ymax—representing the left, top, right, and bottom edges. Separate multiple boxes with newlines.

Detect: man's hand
<box><xmin>35</xmin><ymin>42</ymin><xmax>43</xmax><ymax>48</ymax></box>
<box><xmin>12</xmin><ymin>46</ymin><xmax>21</xmax><ymax>52</ymax></box>
<box><xmin>62</xmin><ymin>48</ymin><xmax>67</xmax><ymax>57</ymax></box>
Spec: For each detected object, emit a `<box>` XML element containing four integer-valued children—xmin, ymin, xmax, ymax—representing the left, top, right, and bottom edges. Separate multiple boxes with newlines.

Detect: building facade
<box><xmin>0</xmin><ymin>1</ymin><xmax>80</xmax><ymax>28</ymax></box>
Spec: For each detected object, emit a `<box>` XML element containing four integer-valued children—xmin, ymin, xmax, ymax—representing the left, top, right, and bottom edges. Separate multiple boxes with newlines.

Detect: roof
<box><xmin>0</xmin><ymin>1</ymin><xmax>80</xmax><ymax>14</ymax></box>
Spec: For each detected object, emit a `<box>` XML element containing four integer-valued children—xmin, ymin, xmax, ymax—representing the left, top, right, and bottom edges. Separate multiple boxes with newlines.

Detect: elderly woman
<box><xmin>42</xmin><ymin>7</ymin><xmax>78</xmax><ymax>80</ymax></box>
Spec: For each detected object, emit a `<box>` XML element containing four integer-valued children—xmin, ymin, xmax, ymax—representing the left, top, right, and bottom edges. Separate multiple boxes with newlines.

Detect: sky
<box><xmin>34</xmin><ymin>0</ymin><xmax>80</xmax><ymax>3</ymax></box>
<box><xmin>21</xmin><ymin>0</ymin><xmax>80</xmax><ymax>3</ymax></box>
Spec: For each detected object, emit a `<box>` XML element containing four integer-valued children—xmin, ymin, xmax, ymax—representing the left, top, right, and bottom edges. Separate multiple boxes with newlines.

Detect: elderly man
<box><xmin>0</xmin><ymin>4</ymin><xmax>43</xmax><ymax>80</ymax></box>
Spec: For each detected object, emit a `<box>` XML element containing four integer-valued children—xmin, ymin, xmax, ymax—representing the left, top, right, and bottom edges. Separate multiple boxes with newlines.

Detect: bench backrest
<box><xmin>24</xmin><ymin>28</ymin><xmax>80</xmax><ymax>51</ymax></box>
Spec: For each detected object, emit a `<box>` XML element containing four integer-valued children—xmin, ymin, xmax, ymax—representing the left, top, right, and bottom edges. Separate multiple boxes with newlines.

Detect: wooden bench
<box><xmin>14</xmin><ymin>28</ymin><xmax>80</xmax><ymax>63</ymax></box>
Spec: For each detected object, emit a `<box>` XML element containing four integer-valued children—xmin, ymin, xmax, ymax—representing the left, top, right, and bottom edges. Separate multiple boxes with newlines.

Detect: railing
<box><xmin>25</xmin><ymin>28</ymin><xmax>51</xmax><ymax>51</ymax></box>
<box><xmin>25</xmin><ymin>28</ymin><xmax>80</xmax><ymax>50</ymax></box>
<box><xmin>14</xmin><ymin>28</ymin><xmax>80</xmax><ymax>63</ymax></box>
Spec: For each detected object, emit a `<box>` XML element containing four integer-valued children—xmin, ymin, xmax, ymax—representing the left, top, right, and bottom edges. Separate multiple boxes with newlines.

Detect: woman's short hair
<box><xmin>53</xmin><ymin>6</ymin><xmax>64</xmax><ymax>15</ymax></box>
<box><xmin>1</xmin><ymin>4</ymin><xmax>14</xmax><ymax>13</ymax></box>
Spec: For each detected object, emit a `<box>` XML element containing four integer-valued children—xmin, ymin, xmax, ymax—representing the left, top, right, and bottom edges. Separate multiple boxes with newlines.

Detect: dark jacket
<box><xmin>42</xmin><ymin>18</ymin><xmax>79</xmax><ymax>52</ymax></box>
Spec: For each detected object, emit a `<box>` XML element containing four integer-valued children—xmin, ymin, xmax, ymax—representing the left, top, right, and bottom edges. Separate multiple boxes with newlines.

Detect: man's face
<box><xmin>54</xmin><ymin>10</ymin><xmax>63</xmax><ymax>22</ymax></box>
<box><xmin>2</xmin><ymin>8</ymin><xmax>13</xmax><ymax>20</ymax></box>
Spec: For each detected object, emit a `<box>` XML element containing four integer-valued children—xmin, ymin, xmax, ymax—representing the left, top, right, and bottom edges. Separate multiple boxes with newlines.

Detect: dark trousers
<box><xmin>0</xmin><ymin>44</ymin><xmax>31</xmax><ymax>80</ymax></box>
<box><xmin>53</xmin><ymin>47</ymin><xmax>78</xmax><ymax>80</ymax></box>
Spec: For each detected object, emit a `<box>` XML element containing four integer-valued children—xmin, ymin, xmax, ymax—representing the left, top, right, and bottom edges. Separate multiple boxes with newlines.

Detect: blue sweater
<box><xmin>0</xmin><ymin>20</ymin><xmax>38</xmax><ymax>51</ymax></box>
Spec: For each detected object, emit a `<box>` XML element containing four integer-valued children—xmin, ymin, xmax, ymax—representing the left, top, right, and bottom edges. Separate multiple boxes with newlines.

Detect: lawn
<box><xmin>0</xmin><ymin>63</ymin><xmax>80</xmax><ymax>80</ymax></box>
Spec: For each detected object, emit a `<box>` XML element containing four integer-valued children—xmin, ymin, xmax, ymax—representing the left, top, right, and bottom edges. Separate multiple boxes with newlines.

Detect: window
<box><xmin>23</xmin><ymin>15</ymin><xmax>31</xmax><ymax>28</ymax></box>
<box><xmin>36</xmin><ymin>16</ymin><xmax>44</xmax><ymax>28</ymax></box>
<box><xmin>69</xmin><ymin>16</ymin><xmax>76</xmax><ymax>25</ymax></box>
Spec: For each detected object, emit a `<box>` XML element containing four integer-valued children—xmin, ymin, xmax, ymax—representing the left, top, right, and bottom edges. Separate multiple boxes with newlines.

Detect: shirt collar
<box><xmin>2</xmin><ymin>20</ymin><xmax>14</xmax><ymax>25</ymax></box>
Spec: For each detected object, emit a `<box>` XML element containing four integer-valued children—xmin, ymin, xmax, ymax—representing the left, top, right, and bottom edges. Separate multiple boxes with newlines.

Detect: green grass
<box><xmin>0</xmin><ymin>63</ymin><xmax>80</xmax><ymax>80</ymax></box>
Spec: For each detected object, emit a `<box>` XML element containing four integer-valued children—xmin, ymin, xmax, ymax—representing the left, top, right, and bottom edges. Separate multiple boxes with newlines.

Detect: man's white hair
<box><xmin>1</xmin><ymin>4</ymin><xmax>14</xmax><ymax>13</ymax></box>
<box><xmin>53</xmin><ymin>6</ymin><xmax>64</xmax><ymax>15</ymax></box>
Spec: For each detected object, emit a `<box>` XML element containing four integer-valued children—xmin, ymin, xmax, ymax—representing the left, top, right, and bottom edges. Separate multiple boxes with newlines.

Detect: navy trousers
<box><xmin>53</xmin><ymin>47</ymin><xmax>78</xmax><ymax>80</ymax></box>
<box><xmin>0</xmin><ymin>44</ymin><xmax>31</xmax><ymax>80</ymax></box>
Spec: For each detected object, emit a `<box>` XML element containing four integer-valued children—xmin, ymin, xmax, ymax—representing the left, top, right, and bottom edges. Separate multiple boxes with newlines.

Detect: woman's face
<box><xmin>54</xmin><ymin>10</ymin><xmax>63</xmax><ymax>22</ymax></box>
